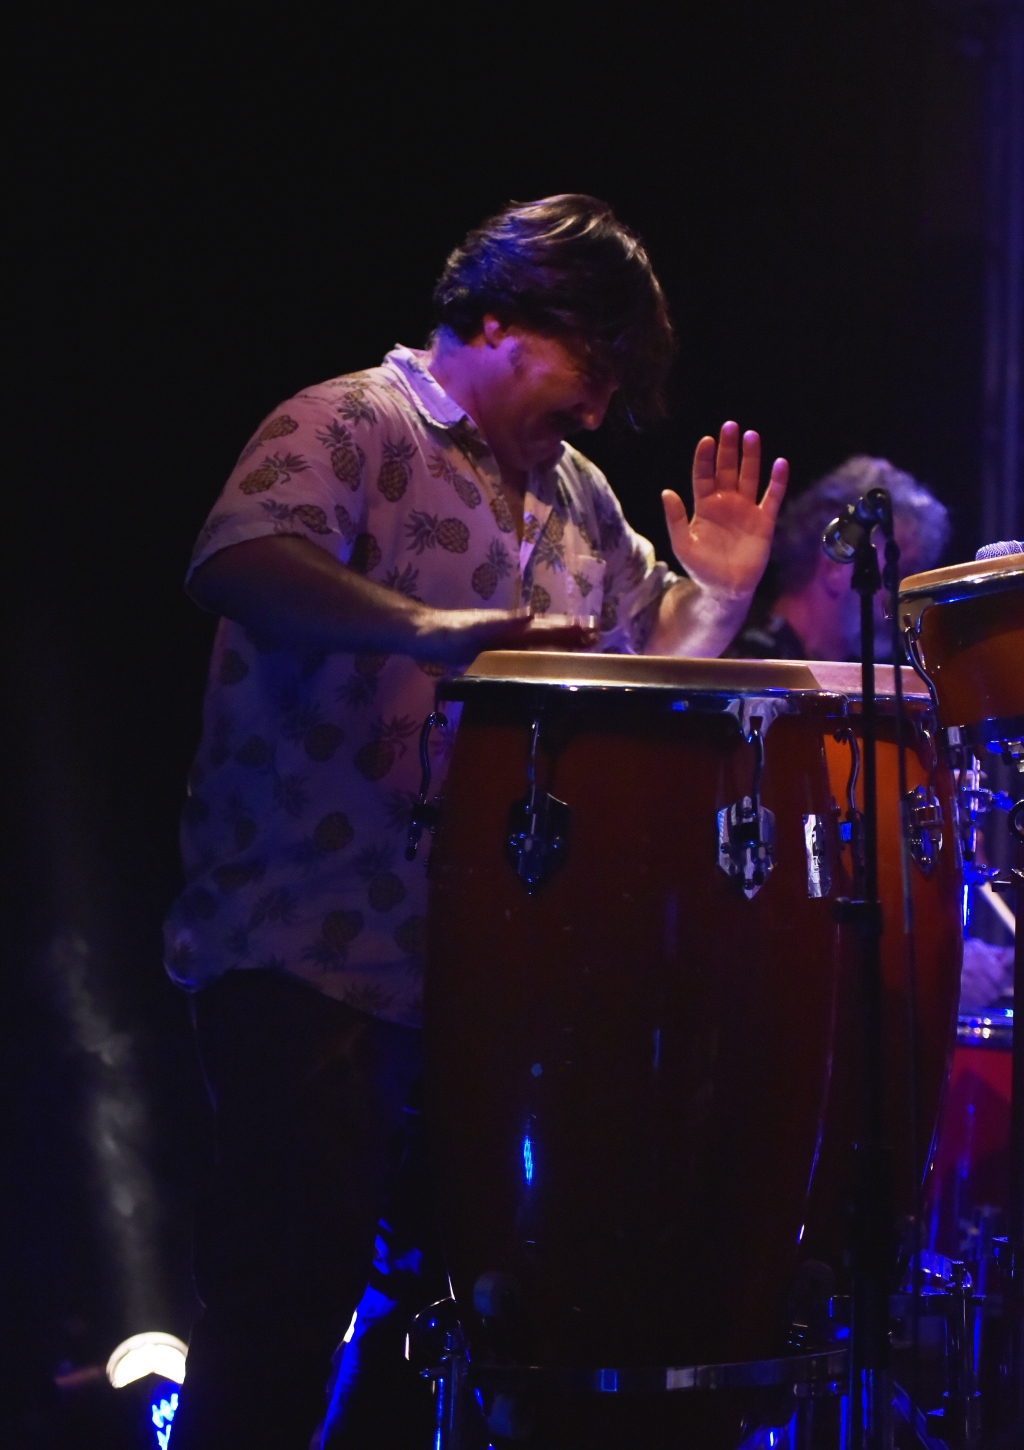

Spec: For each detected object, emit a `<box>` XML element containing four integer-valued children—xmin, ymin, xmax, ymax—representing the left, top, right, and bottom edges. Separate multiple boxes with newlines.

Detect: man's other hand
<box><xmin>661</xmin><ymin>422</ymin><xmax>788</xmax><ymax>601</ymax></box>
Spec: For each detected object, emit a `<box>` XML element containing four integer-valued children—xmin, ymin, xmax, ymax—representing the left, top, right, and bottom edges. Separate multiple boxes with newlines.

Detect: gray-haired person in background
<box><xmin>725</xmin><ymin>455</ymin><xmax>951</xmax><ymax>661</ymax></box>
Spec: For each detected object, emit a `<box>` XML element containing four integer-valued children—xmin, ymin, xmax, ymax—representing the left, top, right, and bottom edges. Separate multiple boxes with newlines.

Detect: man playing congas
<box><xmin>163</xmin><ymin>194</ymin><xmax>789</xmax><ymax>1449</ymax></box>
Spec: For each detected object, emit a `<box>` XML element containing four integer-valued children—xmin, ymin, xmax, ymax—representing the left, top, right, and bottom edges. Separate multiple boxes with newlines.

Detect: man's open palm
<box><xmin>662</xmin><ymin>422</ymin><xmax>788</xmax><ymax>600</ymax></box>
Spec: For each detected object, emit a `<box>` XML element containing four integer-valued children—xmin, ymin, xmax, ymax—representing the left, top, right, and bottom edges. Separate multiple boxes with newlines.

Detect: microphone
<box><xmin>821</xmin><ymin>488</ymin><xmax>894</xmax><ymax>564</ymax></box>
<box><xmin>976</xmin><ymin>540</ymin><xmax>1023</xmax><ymax>560</ymax></box>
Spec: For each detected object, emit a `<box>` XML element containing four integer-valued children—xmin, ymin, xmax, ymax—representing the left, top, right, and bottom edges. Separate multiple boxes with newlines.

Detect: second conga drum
<box><xmin>796</xmin><ymin>663</ymin><xmax>963</xmax><ymax>1282</ymax></box>
<box><xmin>898</xmin><ymin>551</ymin><xmax>1024</xmax><ymax>752</ymax></box>
<box><xmin>425</xmin><ymin>653</ymin><xmax>846</xmax><ymax>1446</ymax></box>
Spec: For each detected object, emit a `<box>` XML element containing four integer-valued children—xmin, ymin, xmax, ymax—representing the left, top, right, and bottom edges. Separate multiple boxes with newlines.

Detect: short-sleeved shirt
<box><xmin>163</xmin><ymin>346</ymin><xmax>677</xmax><ymax>1026</ymax></box>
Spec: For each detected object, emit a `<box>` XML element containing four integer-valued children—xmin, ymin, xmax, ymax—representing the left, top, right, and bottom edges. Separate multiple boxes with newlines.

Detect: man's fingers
<box><xmin>715</xmin><ymin>420</ymin><xmax>740</xmax><ymax>491</ymax></box>
<box><xmin>662</xmin><ymin>488</ymin><xmax>691</xmax><ymax>530</ymax></box>
<box><xmin>737</xmin><ymin>430</ymin><xmax>761</xmax><ymax>500</ymax></box>
<box><xmin>476</xmin><ymin>612</ymin><xmax>599</xmax><ymax>654</ymax></box>
<box><xmin>758</xmin><ymin>458</ymin><xmax>789</xmax><ymax>525</ymax></box>
<box><xmin>522</xmin><ymin>616</ymin><xmax>600</xmax><ymax>651</ymax></box>
<box><xmin>691</xmin><ymin>436</ymin><xmax>718</xmax><ymax>499</ymax></box>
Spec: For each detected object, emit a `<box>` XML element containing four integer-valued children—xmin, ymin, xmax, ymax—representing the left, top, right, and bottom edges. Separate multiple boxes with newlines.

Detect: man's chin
<box><xmin>526</xmin><ymin>440</ymin><xmax>566</xmax><ymax>471</ymax></box>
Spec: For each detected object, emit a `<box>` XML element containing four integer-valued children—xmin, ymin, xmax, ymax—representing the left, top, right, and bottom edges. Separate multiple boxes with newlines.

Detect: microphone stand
<box><xmin>829</xmin><ymin>501</ymin><xmax>896</xmax><ymax>1450</ymax></box>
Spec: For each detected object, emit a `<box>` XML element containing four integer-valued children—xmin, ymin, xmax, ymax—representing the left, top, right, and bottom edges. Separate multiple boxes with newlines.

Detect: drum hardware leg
<box><xmin>505</xmin><ymin>714</ymin><xmax>570</xmax><ymax>893</ymax></box>
<box><xmin>915</xmin><ymin>1262</ymin><xmax>981</xmax><ymax>1450</ymax></box>
<box><xmin>717</xmin><ymin>717</ymin><xmax>776</xmax><ymax>898</ymax></box>
<box><xmin>1000</xmin><ymin>808</ymin><xmax>1024</xmax><ymax>1442</ymax></box>
<box><xmin>406</xmin><ymin>711</ymin><xmax>448</xmax><ymax>861</ymax></box>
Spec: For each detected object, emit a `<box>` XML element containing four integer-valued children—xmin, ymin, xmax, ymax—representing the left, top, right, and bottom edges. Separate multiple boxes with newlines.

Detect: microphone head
<box><xmin>975</xmin><ymin>540</ymin><xmax>1024</xmax><ymax>561</ymax></box>
<box><xmin>822</xmin><ymin>508</ymin><xmax>860</xmax><ymax>563</ymax></box>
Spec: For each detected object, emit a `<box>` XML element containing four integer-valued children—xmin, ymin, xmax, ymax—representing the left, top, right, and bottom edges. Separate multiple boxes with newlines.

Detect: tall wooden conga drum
<box><xmin>899</xmin><ymin>552</ymin><xmax>1024</xmax><ymax>1435</ymax></box>
<box><xmin>794</xmin><ymin>663</ymin><xmax>963</xmax><ymax>1283</ymax></box>
<box><xmin>425</xmin><ymin>654</ymin><xmax>847</xmax><ymax>1448</ymax></box>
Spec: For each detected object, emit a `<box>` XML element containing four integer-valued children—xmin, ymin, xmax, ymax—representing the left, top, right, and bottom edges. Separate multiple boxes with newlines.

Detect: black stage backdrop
<box><xmin>5</xmin><ymin>3</ymin><xmax>990</xmax><ymax>1440</ymax></box>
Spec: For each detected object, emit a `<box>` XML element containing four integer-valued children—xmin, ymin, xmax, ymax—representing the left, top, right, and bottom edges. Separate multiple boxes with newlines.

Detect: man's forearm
<box><xmin>643</xmin><ymin>578</ymin><xmax>751</xmax><ymax>658</ymax></box>
<box><xmin>188</xmin><ymin>535</ymin><xmax>598</xmax><ymax>663</ymax></box>
<box><xmin>189</xmin><ymin>536</ymin><xmax>439</xmax><ymax>656</ymax></box>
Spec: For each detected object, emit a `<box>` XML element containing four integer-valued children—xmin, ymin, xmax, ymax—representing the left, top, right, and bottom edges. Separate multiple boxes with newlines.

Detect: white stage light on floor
<box><xmin>106</xmin><ymin>1331</ymin><xmax>188</xmax><ymax>1388</ymax></box>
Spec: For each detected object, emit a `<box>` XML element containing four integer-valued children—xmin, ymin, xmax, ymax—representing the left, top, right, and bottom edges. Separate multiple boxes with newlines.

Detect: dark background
<box><xmin>4</xmin><ymin>2</ymin><xmax>1000</xmax><ymax>1441</ymax></box>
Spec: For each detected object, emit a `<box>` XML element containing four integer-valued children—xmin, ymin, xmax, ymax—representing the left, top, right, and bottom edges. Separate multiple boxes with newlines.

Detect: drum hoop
<box><xmin>464</xmin><ymin>1347</ymin><xmax>850</xmax><ymax>1395</ymax></box>
<box><xmin>437</xmin><ymin>676</ymin><xmax>849</xmax><ymax>722</ymax></box>
<box><xmin>898</xmin><ymin>560</ymin><xmax>1024</xmax><ymax>631</ymax></box>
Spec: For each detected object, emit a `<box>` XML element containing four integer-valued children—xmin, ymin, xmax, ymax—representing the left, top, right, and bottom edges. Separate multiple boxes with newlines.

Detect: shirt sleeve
<box><xmin>573</xmin><ymin>458</ymin><xmax>679</xmax><ymax>654</ymax></box>
<box><xmin>186</xmin><ymin>382</ymin><xmax>386</xmax><ymax>584</ymax></box>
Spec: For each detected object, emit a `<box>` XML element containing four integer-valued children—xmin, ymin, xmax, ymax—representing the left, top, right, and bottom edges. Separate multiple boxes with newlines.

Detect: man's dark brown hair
<box><xmin>432</xmin><ymin>195</ymin><xmax>675</xmax><ymax>428</ymax></box>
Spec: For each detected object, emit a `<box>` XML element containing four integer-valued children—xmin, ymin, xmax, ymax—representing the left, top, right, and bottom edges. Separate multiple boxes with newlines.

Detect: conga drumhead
<box><xmin>898</xmin><ymin>554</ymin><xmax>1024</xmax><ymax>739</ymax></box>
<box><xmin>427</xmin><ymin>657</ymin><xmax>845</xmax><ymax>1380</ymax></box>
<box><xmin>462</xmin><ymin>650</ymin><xmax>823</xmax><ymax>692</ymax></box>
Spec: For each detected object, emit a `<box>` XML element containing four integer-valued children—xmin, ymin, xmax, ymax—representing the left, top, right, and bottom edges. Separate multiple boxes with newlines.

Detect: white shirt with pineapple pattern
<box><xmin>164</xmin><ymin>346</ymin><xmax>678</xmax><ymax>1025</ymax></box>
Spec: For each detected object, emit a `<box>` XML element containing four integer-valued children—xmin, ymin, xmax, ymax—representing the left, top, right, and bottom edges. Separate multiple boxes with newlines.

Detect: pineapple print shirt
<box><xmin>164</xmin><ymin>346</ymin><xmax>678</xmax><ymax>1025</ymax></box>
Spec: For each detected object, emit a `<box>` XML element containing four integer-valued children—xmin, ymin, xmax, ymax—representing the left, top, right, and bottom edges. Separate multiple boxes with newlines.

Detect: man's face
<box><xmin>475</xmin><ymin>321</ymin><xmax>618</xmax><ymax>475</ymax></box>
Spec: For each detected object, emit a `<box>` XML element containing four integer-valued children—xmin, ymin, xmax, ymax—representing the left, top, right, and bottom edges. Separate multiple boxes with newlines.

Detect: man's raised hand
<box><xmin>661</xmin><ymin>422</ymin><xmax>788</xmax><ymax>601</ymax></box>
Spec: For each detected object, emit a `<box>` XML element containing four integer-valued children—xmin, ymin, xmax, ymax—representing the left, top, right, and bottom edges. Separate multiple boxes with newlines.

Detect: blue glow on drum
<box><xmin>523</xmin><ymin>1135</ymin><xmax>534</xmax><ymax>1185</ymax></box>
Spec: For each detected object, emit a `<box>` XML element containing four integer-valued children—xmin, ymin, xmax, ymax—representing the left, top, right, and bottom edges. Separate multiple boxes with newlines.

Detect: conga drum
<box><xmin>793</xmin><ymin>663</ymin><xmax>963</xmax><ymax>1283</ymax></box>
<box><xmin>898</xmin><ymin>551</ymin><xmax>1024</xmax><ymax>757</ymax></box>
<box><xmin>899</xmin><ymin>552</ymin><xmax>1024</xmax><ymax>1434</ymax></box>
<box><xmin>425</xmin><ymin>654</ymin><xmax>847</xmax><ymax>1448</ymax></box>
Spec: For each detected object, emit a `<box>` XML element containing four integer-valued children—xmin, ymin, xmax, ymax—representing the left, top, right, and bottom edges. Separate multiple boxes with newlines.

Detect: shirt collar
<box><xmin>384</xmin><ymin>345</ymin><xmax>475</xmax><ymax>431</ymax></box>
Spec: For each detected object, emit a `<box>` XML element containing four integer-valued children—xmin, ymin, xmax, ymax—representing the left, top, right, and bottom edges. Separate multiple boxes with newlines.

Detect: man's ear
<box><xmin>481</xmin><ymin>315</ymin><xmax>512</xmax><ymax>349</ymax></box>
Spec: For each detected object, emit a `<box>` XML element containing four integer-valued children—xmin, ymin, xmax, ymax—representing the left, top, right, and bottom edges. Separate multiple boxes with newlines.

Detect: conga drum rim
<box><xmin>897</xmin><ymin>553</ymin><xmax>1024</xmax><ymax>632</ymax></box>
<box><xmin>441</xmin><ymin>650</ymin><xmax>847</xmax><ymax>720</ymax></box>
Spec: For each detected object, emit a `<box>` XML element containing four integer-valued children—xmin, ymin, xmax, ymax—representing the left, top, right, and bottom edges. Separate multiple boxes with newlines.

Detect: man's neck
<box><xmin>426</xmin><ymin>333</ymin><xmax>529</xmax><ymax>533</ymax></box>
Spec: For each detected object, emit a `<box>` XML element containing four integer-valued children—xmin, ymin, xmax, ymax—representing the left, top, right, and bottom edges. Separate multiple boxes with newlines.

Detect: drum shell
<box><xmin>918</xmin><ymin>587</ymin><xmax>1024</xmax><ymax>732</ymax></box>
<box><xmin>426</xmin><ymin>688</ymin><xmax>842</xmax><ymax>1373</ymax></box>
<box><xmin>926</xmin><ymin>1019</ymin><xmax>1013</xmax><ymax>1256</ymax></box>
<box><xmin>802</xmin><ymin>701</ymin><xmax>962</xmax><ymax>1278</ymax></box>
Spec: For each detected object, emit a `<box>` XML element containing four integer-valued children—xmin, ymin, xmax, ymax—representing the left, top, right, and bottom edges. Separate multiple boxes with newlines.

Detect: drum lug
<box><xmin>506</xmin><ymin>716</ymin><xmax>570</xmax><ymax>893</ymax></box>
<box><xmin>900</xmin><ymin>618</ymin><xmax>940</xmax><ymax>712</ymax></box>
<box><xmin>903</xmin><ymin>785</ymin><xmax>944</xmax><ymax>875</ymax></box>
<box><xmin>717</xmin><ymin>718</ymin><xmax>775</xmax><ymax>898</ymax></box>
<box><xmin>406</xmin><ymin>711</ymin><xmax>448</xmax><ymax>862</ymax></box>
<box><xmin>834</xmin><ymin>726</ymin><xmax>866</xmax><ymax>894</ymax></box>
<box><xmin>803</xmin><ymin>814</ymin><xmax>832</xmax><ymax>897</ymax></box>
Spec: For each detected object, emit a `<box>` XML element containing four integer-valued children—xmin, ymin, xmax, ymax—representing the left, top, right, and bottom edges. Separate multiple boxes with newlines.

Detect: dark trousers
<box><xmin>170</xmin><ymin>969</ymin><xmax>424</xmax><ymax>1450</ymax></box>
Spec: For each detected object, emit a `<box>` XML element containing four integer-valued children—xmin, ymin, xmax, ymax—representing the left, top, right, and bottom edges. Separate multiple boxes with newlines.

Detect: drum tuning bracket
<box><xmin>717</xmin><ymin>717</ymin><xmax>776</xmax><ymax>898</ymax></box>
<box><xmin>506</xmin><ymin>715</ymin><xmax>570</xmax><ymax>893</ymax></box>
<box><xmin>834</xmin><ymin>725</ymin><xmax>866</xmax><ymax>893</ymax></box>
<box><xmin>903</xmin><ymin>784</ymin><xmax>944</xmax><ymax>875</ymax></box>
<box><xmin>406</xmin><ymin>711</ymin><xmax>449</xmax><ymax>862</ymax></box>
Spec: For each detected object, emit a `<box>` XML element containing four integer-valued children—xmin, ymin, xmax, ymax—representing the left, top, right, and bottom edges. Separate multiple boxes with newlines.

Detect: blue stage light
<box><xmin>151</xmin><ymin>1387</ymin><xmax>179</xmax><ymax>1449</ymax></box>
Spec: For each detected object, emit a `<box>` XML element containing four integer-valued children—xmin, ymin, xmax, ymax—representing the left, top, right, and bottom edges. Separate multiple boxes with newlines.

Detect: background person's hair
<box><xmin>771</xmin><ymin>455</ymin><xmax>951</xmax><ymax>596</ymax></box>
<box><xmin>432</xmin><ymin>195</ymin><xmax>675</xmax><ymax>428</ymax></box>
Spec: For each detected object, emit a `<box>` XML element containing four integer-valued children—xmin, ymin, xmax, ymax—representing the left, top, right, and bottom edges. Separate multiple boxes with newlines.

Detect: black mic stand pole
<box><xmin>840</xmin><ymin>524</ymin><xmax>896</xmax><ymax>1450</ymax></box>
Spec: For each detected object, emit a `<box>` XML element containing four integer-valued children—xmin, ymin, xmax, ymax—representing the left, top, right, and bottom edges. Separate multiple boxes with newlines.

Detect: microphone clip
<box><xmin>821</xmin><ymin>488</ymin><xmax>894</xmax><ymax>565</ymax></box>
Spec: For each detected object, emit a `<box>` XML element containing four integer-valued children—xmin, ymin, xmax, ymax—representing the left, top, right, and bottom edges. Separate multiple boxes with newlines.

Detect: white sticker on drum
<box><xmin>803</xmin><ymin>814</ymin><xmax>831</xmax><ymax>898</ymax></box>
